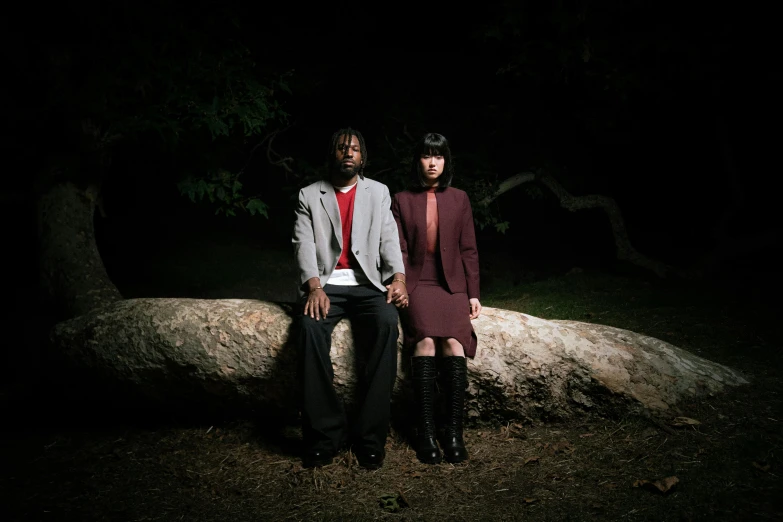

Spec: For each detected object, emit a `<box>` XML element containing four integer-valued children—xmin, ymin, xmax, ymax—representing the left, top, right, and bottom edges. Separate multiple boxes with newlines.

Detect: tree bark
<box><xmin>37</xmin><ymin>182</ymin><xmax>122</xmax><ymax>320</ymax></box>
<box><xmin>51</xmin><ymin>298</ymin><xmax>748</xmax><ymax>423</ymax></box>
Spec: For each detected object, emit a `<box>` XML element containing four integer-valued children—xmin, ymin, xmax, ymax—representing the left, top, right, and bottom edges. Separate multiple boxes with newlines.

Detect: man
<box><xmin>292</xmin><ymin>128</ymin><xmax>408</xmax><ymax>469</ymax></box>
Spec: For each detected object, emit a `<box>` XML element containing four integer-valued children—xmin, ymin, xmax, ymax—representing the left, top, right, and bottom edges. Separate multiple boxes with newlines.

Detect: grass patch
<box><xmin>483</xmin><ymin>270</ymin><xmax>776</xmax><ymax>370</ymax></box>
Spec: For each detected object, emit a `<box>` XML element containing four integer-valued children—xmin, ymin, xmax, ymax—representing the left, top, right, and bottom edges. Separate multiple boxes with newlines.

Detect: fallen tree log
<box><xmin>51</xmin><ymin>298</ymin><xmax>748</xmax><ymax>424</ymax></box>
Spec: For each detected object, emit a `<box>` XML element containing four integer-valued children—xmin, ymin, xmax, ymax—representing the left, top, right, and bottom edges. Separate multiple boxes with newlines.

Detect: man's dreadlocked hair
<box><xmin>329</xmin><ymin>127</ymin><xmax>368</xmax><ymax>179</ymax></box>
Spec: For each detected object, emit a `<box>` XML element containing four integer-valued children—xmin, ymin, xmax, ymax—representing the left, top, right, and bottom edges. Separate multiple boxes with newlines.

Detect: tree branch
<box><xmin>538</xmin><ymin>173</ymin><xmax>676</xmax><ymax>278</ymax></box>
<box><xmin>236</xmin><ymin>130</ymin><xmax>275</xmax><ymax>176</ymax></box>
<box><xmin>265</xmin><ymin>129</ymin><xmax>294</xmax><ymax>174</ymax></box>
<box><xmin>237</xmin><ymin>126</ymin><xmax>294</xmax><ymax>177</ymax></box>
<box><xmin>478</xmin><ymin>171</ymin><xmax>537</xmax><ymax>206</ymax></box>
<box><xmin>480</xmin><ymin>170</ymin><xmax>685</xmax><ymax>278</ymax></box>
<box><xmin>384</xmin><ymin>134</ymin><xmax>399</xmax><ymax>157</ymax></box>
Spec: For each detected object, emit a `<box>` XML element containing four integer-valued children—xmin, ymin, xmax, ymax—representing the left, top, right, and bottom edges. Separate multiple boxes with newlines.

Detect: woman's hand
<box><xmin>469</xmin><ymin>298</ymin><xmax>482</xmax><ymax>319</ymax></box>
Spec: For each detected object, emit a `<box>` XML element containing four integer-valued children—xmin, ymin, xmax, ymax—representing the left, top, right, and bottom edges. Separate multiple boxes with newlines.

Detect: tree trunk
<box><xmin>37</xmin><ymin>182</ymin><xmax>122</xmax><ymax>320</ymax></box>
<box><xmin>51</xmin><ymin>298</ymin><xmax>748</xmax><ymax>424</ymax></box>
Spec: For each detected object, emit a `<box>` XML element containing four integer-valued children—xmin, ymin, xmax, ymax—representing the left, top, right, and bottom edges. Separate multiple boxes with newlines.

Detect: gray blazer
<box><xmin>292</xmin><ymin>177</ymin><xmax>405</xmax><ymax>299</ymax></box>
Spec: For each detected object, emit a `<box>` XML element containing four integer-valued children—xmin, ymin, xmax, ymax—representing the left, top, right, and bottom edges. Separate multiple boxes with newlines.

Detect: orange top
<box><xmin>426</xmin><ymin>187</ymin><xmax>439</xmax><ymax>255</ymax></box>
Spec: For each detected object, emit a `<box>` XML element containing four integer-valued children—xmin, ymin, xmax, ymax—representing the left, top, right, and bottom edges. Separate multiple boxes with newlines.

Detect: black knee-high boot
<box><xmin>441</xmin><ymin>356</ymin><xmax>468</xmax><ymax>463</ymax></box>
<box><xmin>411</xmin><ymin>356</ymin><xmax>442</xmax><ymax>464</ymax></box>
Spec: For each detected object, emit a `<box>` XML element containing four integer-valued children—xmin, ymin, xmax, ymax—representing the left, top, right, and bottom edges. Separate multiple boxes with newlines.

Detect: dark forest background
<box><xmin>1</xmin><ymin>0</ymin><xmax>777</xmax><ymax>344</ymax></box>
<box><xmin>2</xmin><ymin>4</ymin><xmax>782</xmax><ymax>519</ymax></box>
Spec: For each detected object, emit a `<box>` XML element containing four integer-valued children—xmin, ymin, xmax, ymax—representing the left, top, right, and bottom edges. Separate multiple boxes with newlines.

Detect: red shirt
<box><xmin>334</xmin><ymin>185</ymin><xmax>357</xmax><ymax>269</ymax></box>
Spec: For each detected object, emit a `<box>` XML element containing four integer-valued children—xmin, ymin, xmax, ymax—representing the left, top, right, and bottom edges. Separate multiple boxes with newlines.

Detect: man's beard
<box><xmin>332</xmin><ymin>162</ymin><xmax>359</xmax><ymax>179</ymax></box>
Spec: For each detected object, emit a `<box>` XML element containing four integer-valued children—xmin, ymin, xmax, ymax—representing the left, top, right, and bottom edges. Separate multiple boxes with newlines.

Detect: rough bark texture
<box><xmin>38</xmin><ymin>182</ymin><xmax>122</xmax><ymax>319</ymax></box>
<box><xmin>51</xmin><ymin>298</ymin><xmax>748</xmax><ymax>423</ymax></box>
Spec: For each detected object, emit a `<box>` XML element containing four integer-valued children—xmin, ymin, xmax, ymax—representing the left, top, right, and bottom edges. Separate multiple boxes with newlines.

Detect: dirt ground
<box><xmin>1</xmin><ymin>375</ymin><xmax>780</xmax><ymax>521</ymax></box>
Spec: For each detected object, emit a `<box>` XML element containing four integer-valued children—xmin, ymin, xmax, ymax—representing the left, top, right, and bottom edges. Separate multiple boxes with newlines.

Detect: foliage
<box><xmin>177</xmin><ymin>171</ymin><xmax>268</xmax><ymax>218</ymax></box>
<box><xmin>40</xmin><ymin>3</ymin><xmax>292</xmax><ymax>217</ymax></box>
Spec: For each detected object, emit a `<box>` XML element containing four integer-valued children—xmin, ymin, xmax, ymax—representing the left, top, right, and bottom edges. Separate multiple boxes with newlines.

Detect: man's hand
<box><xmin>304</xmin><ymin>279</ymin><xmax>329</xmax><ymax>320</ymax></box>
<box><xmin>386</xmin><ymin>274</ymin><xmax>408</xmax><ymax>309</ymax></box>
<box><xmin>469</xmin><ymin>298</ymin><xmax>482</xmax><ymax>320</ymax></box>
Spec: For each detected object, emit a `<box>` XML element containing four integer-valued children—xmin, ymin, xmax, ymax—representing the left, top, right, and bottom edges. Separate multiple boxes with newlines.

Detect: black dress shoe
<box><xmin>303</xmin><ymin>449</ymin><xmax>335</xmax><ymax>468</ymax></box>
<box><xmin>355</xmin><ymin>448</ymin><xmax>385</xmax><ymax>470</ymax></box>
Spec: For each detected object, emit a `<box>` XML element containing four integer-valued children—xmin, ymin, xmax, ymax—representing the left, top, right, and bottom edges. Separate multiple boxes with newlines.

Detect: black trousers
<box><xmin>298</xmin><ymin>284</ymin><xmax>399</xmax><ymax>454</ymax></box>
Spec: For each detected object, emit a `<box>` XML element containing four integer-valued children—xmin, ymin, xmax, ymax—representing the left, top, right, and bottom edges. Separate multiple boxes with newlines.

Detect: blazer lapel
<box><xmin>319</xmin><ymin>181</ymin><xmax>342</xmax><ymax>250</ymax></box>
<box><xmin>435</xmin><ymin>189</ymin><xmax>452</xmax><ymax>247</ymax></box>
<box><xmin>351</xmin><ymin>178</ymin><xmax>370</xmax><ymax>255</ymax></box>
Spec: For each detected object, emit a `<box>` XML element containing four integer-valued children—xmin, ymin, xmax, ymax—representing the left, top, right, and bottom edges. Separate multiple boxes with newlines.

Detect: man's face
<box><xmin>333</xmin><ymin>134</ymin><xmax>362</xmax><ymax>179</ymax></box>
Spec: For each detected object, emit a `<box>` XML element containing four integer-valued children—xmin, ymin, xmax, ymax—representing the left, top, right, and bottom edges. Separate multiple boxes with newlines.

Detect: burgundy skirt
<box><xmin>402</xmin><ymin>253</ymin><xmax>477</xmax><ymax>357</ymax></box>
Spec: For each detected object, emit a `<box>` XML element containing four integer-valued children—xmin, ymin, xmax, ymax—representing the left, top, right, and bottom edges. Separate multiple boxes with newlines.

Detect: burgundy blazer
<box><xmin>391</xmin><ymin>187</ymin><xmax>480</xmax><ymax>299</ymax></box>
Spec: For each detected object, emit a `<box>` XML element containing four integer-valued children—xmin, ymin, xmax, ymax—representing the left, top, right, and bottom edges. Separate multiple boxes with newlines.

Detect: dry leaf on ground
<box><xmin>546</xmin><ymin>441</ymin><xmax>574</xmax><ymax>455</ymax></box>
<box><xmin>752</xmin><ymin>461</ymin><xmax>771</xmax><ymax>472</ymax></box>
<box><xmin>633</xmin><ymin>476</ymin><xmax>679</xmax><ymax>494</ymax></box>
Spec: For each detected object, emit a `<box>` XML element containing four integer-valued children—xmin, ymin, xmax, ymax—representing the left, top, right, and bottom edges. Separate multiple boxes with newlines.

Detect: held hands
<box><xmin>469</xmin><ymin>298</ymin><xmax>482</xmax><ymax>320</ymax></box>
<box><xmin>386</xmin><ymin>277</ymin><xmax>408</xmax><ymax>309</ymax></box>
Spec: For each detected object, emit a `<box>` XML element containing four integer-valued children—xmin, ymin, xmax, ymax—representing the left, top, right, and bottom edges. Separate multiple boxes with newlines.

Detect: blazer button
<box><xmin>355</xmin><ymin>250</ymin><xmax>360</xmax><ymax>255</ymax></box>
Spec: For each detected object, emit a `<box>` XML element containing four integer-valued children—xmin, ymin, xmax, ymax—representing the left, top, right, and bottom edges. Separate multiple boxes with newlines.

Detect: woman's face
<box><xmin>419</xmin><ymin>150</ymin><xmax>445</xmax><ymax>186</ymax></box>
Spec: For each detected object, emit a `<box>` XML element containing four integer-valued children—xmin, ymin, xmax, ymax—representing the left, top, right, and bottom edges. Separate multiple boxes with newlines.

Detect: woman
<box><xmin>391</xmin><ymin>132</ymin><xmax>481</xmax><ymax>464</ymax></box>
